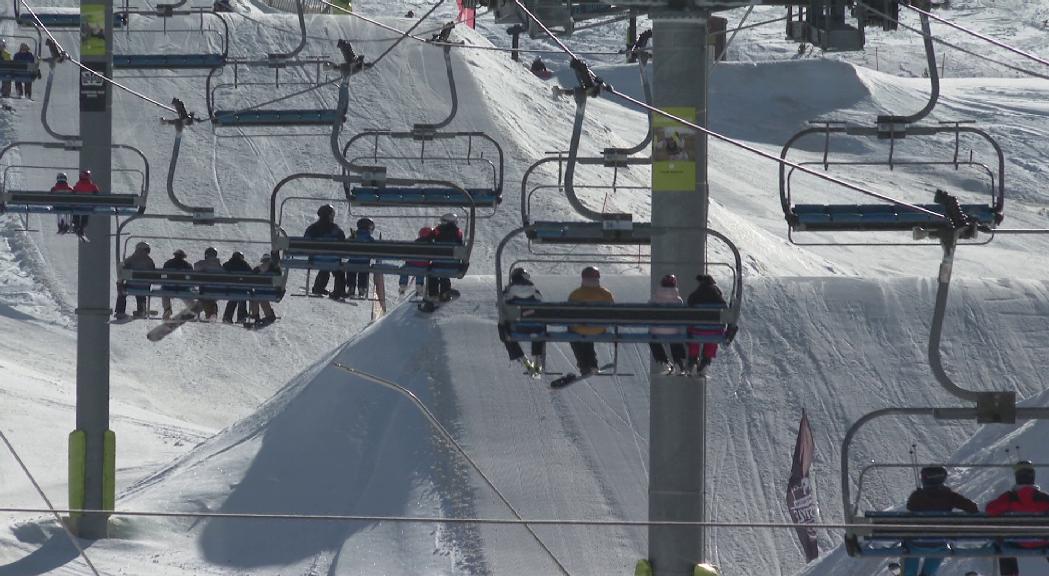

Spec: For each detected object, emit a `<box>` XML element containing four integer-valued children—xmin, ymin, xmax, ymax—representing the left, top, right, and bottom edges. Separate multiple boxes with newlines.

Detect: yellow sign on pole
<box><xmin>652</xmin><ymin>107</ymin><xmax>697</xmax><ymax>192</ymax></box>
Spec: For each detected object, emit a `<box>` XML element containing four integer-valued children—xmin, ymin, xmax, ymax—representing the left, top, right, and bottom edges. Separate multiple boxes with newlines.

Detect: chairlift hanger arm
<box><xmin>878</xmin><ymin>10</ymin><xmax>938</xmax><ymax>125</ymax></box>
<box><xmin>603</xmin><ymin>29</ymin><xmax>653</xmax><ymax>158</ymax></box>
<box><xmin>268</xmin><ymin>0</ymin><xmax>308</xmax><ymax>60</ymax></box>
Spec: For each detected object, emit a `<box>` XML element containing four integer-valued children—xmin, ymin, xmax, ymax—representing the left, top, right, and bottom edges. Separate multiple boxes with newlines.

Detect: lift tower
<box><xmin>74</xmin><ymin>0</ymin><xmax>115</xmax><ymax>539</ymax></box>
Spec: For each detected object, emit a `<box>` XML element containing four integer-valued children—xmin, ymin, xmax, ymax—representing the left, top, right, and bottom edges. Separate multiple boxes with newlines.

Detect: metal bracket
<box><xmin>601</xmin><ymin>213</ymin><xmax>634</xmax><ymax>231</ymax></box>
<box><xmin>973</xmin><ymin>391</ymin><xmax>1017</xmax><ymax>424</ymax></box>
<box><xmin>359</xmin><ymin>167</ymin><xmax>387</xmax><ymax>187</ymax></box>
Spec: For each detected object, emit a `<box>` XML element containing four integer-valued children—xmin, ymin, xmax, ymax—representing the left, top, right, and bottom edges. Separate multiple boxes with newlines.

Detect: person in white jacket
<box><xmin>649</xmin><ymin>274</ymin><xmax>687</xmax><ymax>374</ymax></box>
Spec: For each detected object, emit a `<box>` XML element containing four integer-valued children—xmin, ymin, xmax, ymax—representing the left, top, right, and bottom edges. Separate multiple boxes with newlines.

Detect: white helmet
<box><xmin>440</xmin><ymin>212</ymin><xmax>458</xmax><ymax>225</ymax></box>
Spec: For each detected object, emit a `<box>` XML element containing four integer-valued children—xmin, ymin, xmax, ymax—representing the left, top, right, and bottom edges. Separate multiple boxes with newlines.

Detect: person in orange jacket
<box><xmin>986</xmin><ymin>461</ymin><xmax>1049</xmax><ymax>576</ymax></box>
<box><xmin>567</xmin><ymin>266</ymin><xmax>614</xmax><ymax>375</ymax></box>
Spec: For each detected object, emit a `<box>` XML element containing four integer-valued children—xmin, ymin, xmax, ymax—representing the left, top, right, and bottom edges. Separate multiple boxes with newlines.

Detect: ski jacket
<box><xmin>254</xmin><ymin>261</ymin><xmax>276</xmax><ymax>274</ymax></box>
<box><xmin>122</xmin><ymin>249</ymin><xmax>155</xmax><ymax>271</ymax></box>
<box><xmin>355</xmin><ymin>228</ymin><xmax>374</xmax><ymax>242</ymax></box>
<box><xmin>434</xmin><ymin>222</ymin><xmax>463</xmax><ymax>244</ymax></box>
<box><xmin>650</xmin><ymin>285</ymin><xmax>684</xmax><ymax>336</ymax></box>
<box><xmin>687</xmin><ymin>280</ymin><xmax>726</xmax><ymax>307</ymax></box>
<box><xmin>72</xmin><ymin>179</ymin><xmax>100</xmax><ymax>194</ymax></box>
<box><xmin>906</xmin><ymin>485</ymin><xmax>978</xmax><ymax>513</ymax></box>
<box><xmin>50</xmin><ymin>182</ymin><xmax>73</xmax><ymax>193</ymax></box>
<box><xmin>0</xmin><ymin>49</ymin><xmax>10</xmax><ymax>61</ymax></box>
<box><xmin>222</xmin><ymin>257</ymin><xmax>252</xmax><ymax>273</ymax></box>
<box><xmin>987</xmin><ymin>485</ymin><xmax>1049</xmax><ymax>547</ymax></box>
<box><xmin>162</xmin><ymin>257</ymin><xmax>192</xmax><ymax>271</ymax></box>
<box><xmin>193</xmin><ymin>256</ymin><xmax>223</xmax><ymax>273</ymax></box>
<box><xmin>303</xmin><ymin>220</ymin><xmax>345</xmax><ymax>241</ymax></box>
<box><xmin>13</xmin><ymin>50</ymin><xmax>34</xmax><ymax>64</ymax></box>
<box><xmin>568</xmin><ymin>283</ymin><xmax>614</xmax><ymax>335</ymax></box>
<box><xmin>504</xmin><ymin>278</ymin><xmax>542</xmax><ymax>302</ymax></box>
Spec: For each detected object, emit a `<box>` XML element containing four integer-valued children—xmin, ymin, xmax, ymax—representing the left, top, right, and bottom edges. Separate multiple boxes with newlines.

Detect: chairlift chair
<box><xmin>0</xmin><ymin>32</ymin><xmax>41</xmax><ymax>83</ymax></box>
<box><xmin>116</xmin><ymin>214</ymin><xmax>287</xmax><ymax>302</ymax></box>
<box><xmin>0</xmin><ymin>141</ymin><xmax>148</xmax><ymax>216</ymax></box>
<box><xmin>113</xmin><ymin>8</ymin><xmax>229</xmax><ymax>70</ymax></box>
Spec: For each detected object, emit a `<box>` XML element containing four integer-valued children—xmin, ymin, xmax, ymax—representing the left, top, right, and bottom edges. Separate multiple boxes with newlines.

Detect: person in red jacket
<box><xmin>986</xmin><ymin>461</ymin><xmax>1049</xmax><ymax>576</ymax></box>
<box><xmin>50</xmin><ymin>172</ymin><xmax>73</xmax><ymax>233</ymax></box>
<box><xmin>70</xmin><ymin>169</ymin><xmax>100</xmax><ymax>235</ymax></box>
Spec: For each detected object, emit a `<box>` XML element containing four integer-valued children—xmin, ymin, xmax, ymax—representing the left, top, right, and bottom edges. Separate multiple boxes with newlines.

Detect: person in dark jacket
<box><xmin>498</xmin><ymin>267</ymin><xmax>546</xmax><ymax>376</ymax></box>
<box><xmin>986</xmin><ymin>461</ymin><xmax>1049</xmax><ymax>576</ymax></box>
<box><xmin>425</xmin><ymin>212</ymin><xmax>464</xmax><ymax>302</ymax></box>
<box><xmin>900</xmin><ymin>466</ymin><xmax>978</xmax><ymax>576</ymax></box>
<box><xmin>193</xmin><ymin>247</ymin><xmax>223</xmax><ymax>320</ymax></box>
<box><xmin>303</xmin><ymin>204</ymin><xmax>347</xmax><ymax>299</ymax></box>
<box><xmin>249</xmin><ymin>253</ymin><xmax>278</xmax><ymax>325</ymax></box>
<box><xmin>346</xmin><ymin>217</ymin><xmax>375</xmax><ymax>298</ymax></box>
<box><xmin>160</xmin><ymin>249</ymin><xmax>194</xmax><ymax>319</ymax></box>
<box><xmin>13</xmin><ymin>43</ymin><xmax>35</xmax><ymax>99</ymax></box>
<box><xmin>221</xmin><ymin>251</ymin><xmax>252</xmax><ymax>323</ymax></box>
<box><xmin>686</xmin><ymin>274</ymin><xmax>727</xmax><ymax>375</ymax></box>
<box><xmin>114</xmin><ymin>241</ymin><xmax>155</xmax><ymax>319</ymax></box>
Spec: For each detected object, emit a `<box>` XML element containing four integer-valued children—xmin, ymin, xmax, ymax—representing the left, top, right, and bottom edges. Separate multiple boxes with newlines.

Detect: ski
<box><xmin>146</xmin><ymin>300</ymin><xmax>204</xmax><ymax>342</ymax></box>
<box><xmin>549</xmin><ymin>363</ymin><xmax>616</xmax><ymax>389</ymax></box>
<box><xmin>245</xmin><ymin>316</ymin><xmax>279</xmax><ymax>330</ymax></box>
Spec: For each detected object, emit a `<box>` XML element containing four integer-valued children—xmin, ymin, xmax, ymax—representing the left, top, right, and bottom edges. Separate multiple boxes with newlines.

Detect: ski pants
<box><xmin>312</xmin><ymin>269</ymin><xmax>345</xmax><ymax>295</ymax></box>
<box><xmin>426</xmin><ymin>276</ymin><xmax>451</xmax><ymax>298</ymax></box>
<box><xmin>902</xmin><ymin>557</ymin><xmax>943</xmax><ymax>576</ymax></box>
<box><xmin>199</xmin><ymin>299</ymin><xmax>219</xmax><ymax>319</ymax></box>
<box><xmin>15</xmin><ymin>81</ymin><xmax>31</xmax><ymax>99</ymax></box>
<box><xmin>115</xmin><ymin>282</ymin><xmax>147</xmax><ymax>315</ymax></box>
<box><xmin>162</xmin><ymin>296</ymin><xmax>192</xmax><ymax>314</ymax></box>
<box><xmin>688</xmin><ymin>327</ymin><xmax>723</xmax><ymax>360</ymax></box>
<box><xmin>398</xmin><ymin>274</ymin><xmax>424</xmax><ymax>288</ymax></box>
<box><xmin>346</xmin><ymin>271</ymin><xmax>369</xmax><ymax>296</ymax></box>
<box><xmin>650</xmin><ymin>343</ymin><xmax>686</xmax><ymax>367</ymax></box>
<box><xmin>0</xmin><ymin>81</ymin><xmax>9</xmax><ymax>97</ymax></box>
<box><xmin>998</xmin><ymin>556</ymin><xmax>1049</xmax><ymax>576</ymax></box>
<box><xmin>498</xmin><ymin>323</ymin><xmax>545</xmax><ymax>361</ymax></box>
<box><xmin>71</xmin><ymin>214</ymin><xmax>88</xmax><ymax>233</ymax></box>
<box><xmin>223</xmin><ymin>299</ymin><xmax>248</xmax><ymax>322</ymax></box>
<box><xmin>250</xmin><ymin>300</ymin><xmax>275</xmax><ymax>321</ymax></box>
<box><xmin>569</xmin><ymin>341</ymin><xmax>598</xmax><ymax>374</ymax></box>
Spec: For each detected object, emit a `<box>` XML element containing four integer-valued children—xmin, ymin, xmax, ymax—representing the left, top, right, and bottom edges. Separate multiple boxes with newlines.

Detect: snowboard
<box><xmin>111</xmin><ymin>310</ymin><xmax>159</xmax><ymax>324</ymax></box>
<box><xmin>549</xmin><ymin>363</ymin><xmax>616</xmax><ymax>389</ymax></box>
<box><xmin>373</xmin><ymin>271</ymin><xmax>386</xmax><ymax>316</ymax></box>
<box><xmin>245</xmin><ymin>316</ymin><xmax>279</xmax><ymax>330</ymax></box>
<box><xmin>146</xmin><ymin>300</ymin><xmax>203</xmax><ymax>342</ymax></box>
<box><xmin>417</xmin><ymin>289</ymin><xmax>460</xmax><ymax>313</ymax></box>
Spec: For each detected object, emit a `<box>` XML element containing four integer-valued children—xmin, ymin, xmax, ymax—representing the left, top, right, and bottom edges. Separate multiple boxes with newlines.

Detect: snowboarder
<box><xmin>400</xmin><ymin>226</ymin><xmax>433</xmax><ymax>296</ymax></box>
<box><xmin>248</xmin><ymin>253</ymin><xmax>278</xmax><ymax>326</ymax></box>
<box><xmin>114</xmin><ymin>241</ymin><xmax>155</xmax><ymax>319</ymax></box>
<box><xmin>986</xmin><ymin>461</ymin><xmax>1049</xmax><ymax>576</ymax></box>
<box><xmin>564</xmin><ymin>266</ymin><xmax>614</xmax><ymax>379</ymax></box>
<box><xmin>13</xmin><ymin>43</ymin><xmax>35</xmax><ymax>99</ymax></box>
<box><xmin>900</xmin><ymin>466</ymin><xmax>978</xmax><ymax>576</ymax></box>
<box><xmin>71</xmin><ymin>170</ymin><xmax>100</xmax><ymax>236</ymax></box>
<box><xmin>50</xmin><ymin>173</ymin><xmax>73</xmax><ymax>234</ymax></box>
<box><xmin>650</xmin><ymin>274</ymin><xmax>687</xmax><ymax>374</ymax></box>
<box><xmin>303</xmin><ymin>204</ymin><xmax>347</xmax><ymax>299</ymax></box>
<box><xmin>193</xmin><ymin>247</ymin><xmax>223</xmax><ymax>320</ymax></box>
<box><xmin>0</xmin><ymin>40</ymin><xmax>11</xmax><ymax>98</ymax></box>
<box><xmin>498</xmin><ymin>267</ymin><xmax>546</xmax><ymax>376</ymax></box>
<box><xmin>160</xmin><ymin>248</ymin><xmax>193</xmax><ymax>320</ymax></box>
<box><xmin>686</xmin><ymin>274</ymin><xmax>726</xmax><ymax>375</ymax></box>
<box><xmin>346</xmin><ymin>217</ymin><xmax>375</xmax><ymax>298</ymax></box>
<box><xmin>221</xmin><ymin>251</ymin><xmax>252</xmax><ymax>324</ymax></box>
<box><xmin>530</xmin><ymin>57</ymin><xmax>553</xmax><ymax>80</ymax></box>
<box><xmin>425</xmin><ymin>212</ymin><xmax>463</xmax><ymax>303</ymax></box>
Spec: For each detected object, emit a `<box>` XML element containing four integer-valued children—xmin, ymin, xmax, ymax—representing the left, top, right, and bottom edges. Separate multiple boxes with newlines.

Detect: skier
<box><xmin>400</xmin><ymin>226</ymin><xmax>433</xmax><ymax>296</ymax></box>
<box><xmin>114</xmin><ymin>241</ymin><xmax>155</xmax><ymax>319</ymax></box>
<box><xmin>498</xmin><ymin>267</ymin><xmax>545</xmax><ymax>376</ymax></box>
<box><xmin>221</xmin><ymin>251</ymin><xmax>252</xmax><ymax>324</ymax></box>
<box><xmin>50</xmin><ymin>172</ymin><xmax>73</xmax><ymax>233</ymax></box>
<box><xmin>13</xmin><ymin>43</ymin><xmax>35</xmax><ymax>99</ymax></box>
<box><xmin>900</xmin><ymin>466</ymin><xmax>978</xmax><ymax>576</ymax></box>
<box><xmin>303</xmin><ymin>204</ymin><xmax>347</xmax><ymax>299</ymax></box>
<box><xmin>686</xmin><ymin>274</ymin><xmax>726</xmax><ymax>375</ymax></box>
<box><xmin>986</xmin><ymin>461</ymin><xmax>1049</xmax><ymax>576</ymax></box>
<box><xmin>248</xmin><ymin>253</ymin><xmax>278</xmax><ymax>326</ymax></box>
<box><xmin>71</xmin><ymin>170</ymin><xmax>100</xmax><ymax>236</ymax></box>
<box><xmin>346</xmin><ymin>217</ymin><xmax>375</xmax><ymax>299</ymax></box>
<box><xmin>562</xmin><ymin>266</ymin><xmax>614</xmax><ymax>381</ymax></box>
<box><xmin>160</xmin><ymin>248</ymin><xmax>193</xmax><ymax>320</ymax></box>
<box><xmin>650</xmin><ymin>274</ymin><xmax>687</xmax><ymax>374</ymax></box>
<box><xmin>425</xmin><ymin>212</ymin><xmax>463</xmax><ymax>303</ymax></box>
<box><xmin>530</xmin><ymin>57</ymin><xmax>552</xmax><ymax>80</ymax></box>
<box><xmin>193</xmin><ymin>247</ymin><xmax>223</xmax><ymax>320</ymax></box>
<box><xmin>0</xmin><ymin>40</ymin><xmax>10</xmax><ymax>98</ymax></box>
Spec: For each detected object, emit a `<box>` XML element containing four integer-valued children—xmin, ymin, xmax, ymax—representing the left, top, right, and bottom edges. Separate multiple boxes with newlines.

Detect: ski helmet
<box><xmin>920</xmin><ymin>466</ymin><xmax>948</xmax><ymax>488</ymax></box>
<box><xmin>581</xmin><ymin>266</ymin><xmax>600</xmax><ymax>280</ymax></box>
<box><xmin>317</xmin><ymin>203</ymin><xmax>335</xmax><ymax>219</ymax></box>
<box><xmin>510</xmin><ymin>267</ymin><xmax>530</xmax><ymax>283</ymax></box>
<box><xmin>204</xmin><ymin>246</ymin><xmax>218</xmax><ymax>258</ymax></box>
<box><xmin>56</xmin><ymin>172</ymin><xmax>68</xmax><ymax>183</ymax></box>
<box><xmin>173</xmin><ymin>249</ymin><xmax>187</xmax><ymax>258</ymax></box>
<box><xmin>134</xmin><ymin>241</ymin><xmax>150</xmax><ymax>252</ymax></box>
<box><xmin>80</xmin><ymin>169</ymin><xmax>92</xmax><ymax>179</ymax></box>
<box><xmin>1015</xmin><ymin>460</ymin><xmax>1036</xmax><ymax>485</ymax></box>
<box><xmin>232</xmin><ymin>251</ymin><xmax>245</xmax><ymax>260</ymax></box>
<box><xmin>440</xmin><ymin>212</ymin><xmax>458</xmax><ymax>225</ymax></box>
<box><xmin>356</xmin><ymin>217</ymin><xmax>375</xmax><ymax>231</ymax></box>
<box><xmin>660</xmin><ymin>274</ymin><xmax>678</xmax><ymax>288</ymax></box>
<box><xmin>260</xmin><ymin>253</ymin><xmax>272</xmax><ymax>262</ymax></box>
<box><xmin>418</xmin><ymin>226</ymin><xmax>434</xmax><ymax>239</ymax></box>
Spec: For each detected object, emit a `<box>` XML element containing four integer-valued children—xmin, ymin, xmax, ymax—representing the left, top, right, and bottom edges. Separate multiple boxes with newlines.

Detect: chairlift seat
<box><xmin>790</xmin><ymin>203</ymin><xmax>997</xmax><ymax>232</ymax></box>
<box><xmin>503</xmin><ymin>302</ymin><xmax>733</xmax><ymax>343</ymax></box>
<box><xmin>17</xmin><ymin>10</ymin><xmax>125</xmax><ymax>28</ymax></box>
<box><xmin>526</xmin><ymin>221</ymin><xmax>654</xmax><ymax>245</ymax></box>
<box><xmin>350</xmin><ymin>186</ymin><xmax>501</xmax><ymax>207</ymax></box>
<box><xmin>114</xmin><ymin>53</ymin><xmax>226</xmax><ymax>70</ymax></box>
<box><xmin>848</xmin><ymin>511</ymin><xmax>1049</xmax><ymax>558</ymax></box>
<box><xmin>279</xmin><ymin>237</ymin><xmax>469</xmax><ymax>278</ymax></box>
<box><xmin>120</xmin><ymin>269</ymin><xmax>285</xmax><ymax>301</ymax></box>
<box><xmin>1</xmin><ymin>191</ymin><xmax>143</xmax><ymax>215</ymax></box>
<box><xmin>0</xmin><ymin>61</ymin><xmax>39</xmax><ymax>83</ymax></box>
<box><xmin>212</xmin><ymin>109</ymin><xmax>343</xmax><ymax>127</ymax></box>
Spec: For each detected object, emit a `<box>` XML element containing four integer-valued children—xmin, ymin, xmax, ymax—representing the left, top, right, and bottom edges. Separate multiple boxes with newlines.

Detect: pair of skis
<box><xmin>549</xmin><ymin>363</ymin><xmax>616</xmax><ymax>389</ymax></box>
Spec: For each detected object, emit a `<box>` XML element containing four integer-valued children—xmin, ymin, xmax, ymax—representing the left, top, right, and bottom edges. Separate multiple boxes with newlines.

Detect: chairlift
<box><xmin>113</xmin><ymin>7</ymin><xmax>229</xmax><ymax>70</ymax></box>
<box><xmin>339</xmin><ymin>32</ymin><xmax>505</xmax><ymax>211</ymax></box>
<box><xmin>115</xmin><ymin>214</ymin><xmax>287</xmax><ymax>302</ymax></box>
<box><xmin>0</xmin><ymin>141</ymin><xmax>148</xmax><ymax>216</ymax></box>
<box><xmin>495</xmin><ymin>223</ymin><xmax>742</xmax><ymax>345</ymax></box>
<box><xmin>779</xmin><ymin>121</ymin><xmax>1005</xmax><ymax>243</ymax></box>
<box><xmin>13</xmin><ymin>1</ymin><xmax>126</xmax><ymax>29</ymax></box>
<box><xmin>0</xmin><ymin>32</ymin><xmax>42</xmax><ymax>84</ymax></box>
<box><xmin>493</xmin><ymin>0</ymin><xmax>573</xmax><ymax>37</ymax></box>
<box><xmin>784</xmin><ymin>0</ymin><xmax>865</xmax><ymax>51</ymax></box>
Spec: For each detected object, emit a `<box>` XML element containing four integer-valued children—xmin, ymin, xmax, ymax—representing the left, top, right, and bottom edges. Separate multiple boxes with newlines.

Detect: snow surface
<box><xmin>1</xmin><ymin>0</ymin><xmax>1049</xmax><ymax>574</ymax></box>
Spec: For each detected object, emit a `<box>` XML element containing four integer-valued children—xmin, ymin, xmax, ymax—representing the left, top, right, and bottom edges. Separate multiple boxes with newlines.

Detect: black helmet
<box><xmin>920</xmin><ymin>466</ymin><xmax>948</xmax><ymax>488</ymax></box>
<box><xmin>510</xmin><ymin>267</ymin><xmax>530</xmax><ymax>283</ymax></box>
<box><xmin>1015</xmin><ymin>460</ymin><xmax>1036</xmax><ymax>485</ymax></box>
<box><xmin>232</xmin><ymin>251</ymin><xmax>245</xmax><ymax>260</ymax></box>
<box><xmin>356</xmin><ymin>217</ymin><xmax>375</xmax><ymax>231</ymax></box>
<box><xmin>204</xmin><ymin>246</ymin><xmax>217</xmax><ymax>258</ymax></box>
<box><xmin>317</xmin><ymin>204</ymin><xmax>335</xmax><ymax>219</ymax></box>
